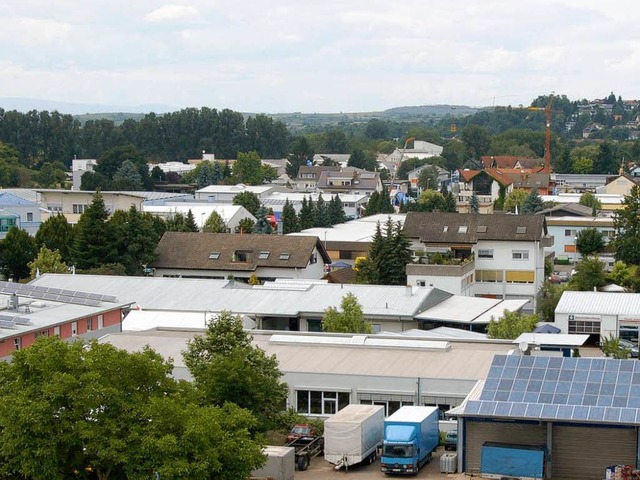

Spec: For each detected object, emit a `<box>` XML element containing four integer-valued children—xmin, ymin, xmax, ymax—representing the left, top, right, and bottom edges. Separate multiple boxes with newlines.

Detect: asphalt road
<box><xmin>295</xmin><ymin>447</ymin><xmax>467</xmax><ymax>479</ymax></box>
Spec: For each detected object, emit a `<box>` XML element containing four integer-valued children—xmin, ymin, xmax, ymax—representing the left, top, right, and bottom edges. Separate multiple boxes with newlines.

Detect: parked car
<box><xmin>286</xmin><ymin>424</ymin><xmax>318</xmax><ymax>443</ymax></box>
<box><xmin>443</xmin><ymin>430</ymin><xmax>458</xmax><ymax>451</ymax></box>
<box><xmin>618</xmin><ymin>339</ymin><xmax>639</xmax><ymax>358</ymax></box>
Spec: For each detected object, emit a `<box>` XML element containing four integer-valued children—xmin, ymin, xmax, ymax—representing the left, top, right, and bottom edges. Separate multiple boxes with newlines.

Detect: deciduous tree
<box><xmin>504</xmin><ymin>188</ymin><xmax>528</xmax><ymax>213</ymax></box>
<box><xmin>569</xmin><ymin>256</ymin><xmax>607</xmax><ymax>291</ymax></box>
<box><xmin>233</xmin><ymin>191</ymin><xmax>261</xmax><ymax>217</ymax></box>
<box><xmin>576</xmin><ymin>227</ymin><xmax>605</xmax><ymax>256</ymax></box>
<box><xmin>202</xmin><ymin>211</ymin><xmax>228</xmax><ymax>233</ymax></box>
<box><xmin>28</xmin><ymin>246</ymin><xmax>68</xmax><ymax>277</ymax></box>
<box><xmin>322</xmin><ymin>292</ymin><xmax>372</xmax><ymax>334</ymax></box>
<box><xmin>487</xmin><ymin>310</ymin><xmax>538</xmax><ymax>339</ymax></box>
<box><xmin>35</xmin><ymin>214</ymin><xmax>74</xmax><ymax>263</ymax></box>
<box><xmin>614</xmin><ymin>185</ymin><xmax>640</xmax><ymax>266</ymax></box>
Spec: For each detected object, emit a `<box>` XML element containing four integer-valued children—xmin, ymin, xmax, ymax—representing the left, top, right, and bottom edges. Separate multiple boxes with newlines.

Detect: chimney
<box><xmin>9</xmin><ymin>294</ymin><xmax>19</xmax><ymax>310</ymax></box>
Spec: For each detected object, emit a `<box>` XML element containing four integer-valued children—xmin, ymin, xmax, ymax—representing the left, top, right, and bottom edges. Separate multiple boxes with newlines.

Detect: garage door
<box><xmin>465</xmin><ymin>420</ymin><xmax>546</xmax><ymax>472</ymax></box>
<box><xmin>553</xmin><ymin>425</ymin><xmax>637</xmax><ymax>480</ymax></box>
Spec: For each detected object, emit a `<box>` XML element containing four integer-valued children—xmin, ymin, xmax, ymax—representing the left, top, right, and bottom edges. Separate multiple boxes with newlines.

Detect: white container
<box><xmin>440</xmin><ymin>452</ymin><xmax>458</xmax><ymax>473</ymax></box>
<box><xmin>251</xmin><ymin>446</ymin><xmax>295</xmax><ymax>480</ymax></box>
<box><xmin>324</xmin><ymin>404</ymin><xmax>385</xmax><ymax>468</ymax></box>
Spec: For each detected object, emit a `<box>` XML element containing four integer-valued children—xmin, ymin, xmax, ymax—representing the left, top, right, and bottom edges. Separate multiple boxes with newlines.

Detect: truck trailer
<box><xmin>324</xmin><ymin>404</ymin><xmax>385</xmax><ymax>469</ymax></box>
<box><xmin>380</xmin><ymin>406</ymin><xmax>439</xmax><ymax>475</ymax></box>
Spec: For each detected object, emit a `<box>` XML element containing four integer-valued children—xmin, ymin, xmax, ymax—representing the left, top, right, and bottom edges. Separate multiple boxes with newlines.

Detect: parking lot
<box><xmin>295</xmin><ymin>447</ymin><xmax>468</xmax><ymax>479</ymax></box>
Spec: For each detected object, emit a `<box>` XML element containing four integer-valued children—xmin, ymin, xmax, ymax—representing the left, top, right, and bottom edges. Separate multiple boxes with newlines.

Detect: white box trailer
<box><xmin>251</xmin><ymin>446</ymin><xmax>295</xmax><ymax>480</ymax></box>
<box><xmin>324</xmin><ymin>404</ymin><xmax>385</xmax><ymax>469</ymax></box>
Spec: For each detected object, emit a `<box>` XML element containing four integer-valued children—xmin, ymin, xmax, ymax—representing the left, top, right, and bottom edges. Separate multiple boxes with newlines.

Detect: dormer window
<box><xmin>233</xmin><ymin>251</ymin><xmax>250</xmax><ymax>262</ymax></box>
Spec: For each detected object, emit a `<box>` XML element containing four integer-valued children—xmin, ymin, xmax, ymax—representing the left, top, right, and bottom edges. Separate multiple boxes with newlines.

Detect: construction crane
<box><xmin>526</xmin><ymin>93</ymin><xmax>555</xmax><ymax>172</ymax></box>
<box><xmin>389</xmin><ymin>136</ymin><xmax>415</xmax><ymax>191</ymax></box>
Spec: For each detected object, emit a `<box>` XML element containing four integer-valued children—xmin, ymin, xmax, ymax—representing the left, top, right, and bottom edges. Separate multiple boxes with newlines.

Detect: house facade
<box><xmin>456</xmin><ymin>169</ymin><xmax>513</xmax><ymax>214</ymax></box>
<box><xmin>37</xmin><ymin>189</ymin><xmax>145</xmax><ymax>223</ymax></box>
<box><xmin>316</xmin><ymin>169</ymin><xmax>383</xmax><ymax>197</ymax></box>
<box><xmin>403</xmin><ymin>212</ymin><xmax>553</xmax><ymax>310</ymax></box>
<box><xmin>194</xmin><ymin>184</ymin><xmax>280</xmax><ymax>203</ymax></box>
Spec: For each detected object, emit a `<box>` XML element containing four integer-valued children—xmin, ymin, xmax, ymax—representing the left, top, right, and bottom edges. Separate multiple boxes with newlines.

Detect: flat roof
<box><xmin>290</xmin><ymin>213</ymin><xmax>406</xmax><ymax>243</ymax></box>
<box><xmin>415</xmin><ymin>296</ymin><xmax>501</xmax><ymax>323</ymax></box>
<box><xmin>514</xmin><ymin>333</ymin><xmax>589</xmax><ymax>347</ymax></box>
<box><xmin>100</xmin><ymin>329</ymin><xmax>514</xmax><ymax>381</ymax></box>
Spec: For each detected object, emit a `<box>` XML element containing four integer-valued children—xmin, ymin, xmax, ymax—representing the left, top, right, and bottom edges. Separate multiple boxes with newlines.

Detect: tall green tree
<box><xmin>185</xmin><ymin>209</ymin><xmax>199</xmax><ymax>232</ymax></box>
<box><xmin>487</xmin><ymin>310</ymin><xmax>538</xmax><ymax>339</ymax></box>
<box><xmin>576</xmin><ymin>228</ymin><xmax>605</xmax><ymax>256</ymax></box>
<box><xmin>252</xmin><ymin>206</ymin><xmax>273</xmax><ymax>234</ymax></box>
<box><xmin>328</xmin><ymin>195</ymin><xmax>347</xmax><ymax>225</ymax></box>
<box><xmin>281</xmin><ymin>199</ymin><xmax>300</xmax><ymax>234</ymax></box>
<box><xmin>233</xmin><ymin>151</ymin><xmax>264</xmax><ymax>185</ymax></box>
<box><xmin>109</xmin><ymin>206</ymin><xmax>163</xmax><ymax>275</ymax></box>
<box><xmin>0</xmin><ymin>227</ymin><xmax>37</xmax><ymax>281</ymax></box>
<box><xmin>614</xmin><ymin>185</ymin><xmax>640</xmax><ymax>265</ymax></box>
<box><xmin>461</xmin><ymin>124</ymin><xmax>490</xmax><ymax>160</ymax></box>
<box><xmin>28</xmin><ymin>246</ymin><xmax>68</xmax><ymax>277</ymax></box>
<box><xmin>72</xmin><ymin>191</ymin><xmax>116</xmax><ymax>270</ymax></box>
<box><xmin>299</xmin><ymin>196</ymin><xmax>314</xmax><ymax>230</ymax></box>
<box><xmin>357</xmin><ymin>218</ymin><xmax>412</xmax><ymax>285</ymax></box>
<box><xmin>579</xmin><ymin>191</ymin><xmax>602</xmax><ymax>212</ymax></box>
<box><xmin>202</xmin><ymin>211</ymin><xmax>228</xmax><ymax>233</ymax></box>
<box><xmin>183</xmin><ymin>311</ymin><xmax>288</xmax><ymax>431</ymax></box>
<box><xmin>322</xmin><ymin>293</ymin><xmax>373</xmax><ymax>334</ymax></box>
<box><xmin>233</xmin><ymin>191</ymin><xmax>261</xmax><ymax>217</ymax></box>
<box><xmin>35</xmin><ymin>214</ymin><xmax>74</xmax><ymax>263</ymax></box>
<box><xmin>286</xmin><ymin>136</ymin><xmax>314</xmax><ymax>178</ymax></box>
<box><xmin>522</xmin><ymin>189</ymin><xmax>544</xmax><ymax>214</ymax></box>
<box><xmin>536</xmin><ymin>281</ymin><xmax>566</xmax><ymax>322</ymax></box>
<box><xmin>314</xmin><ymin>194</ymin><xmax>331</xmax><ymax>228</ymax></box>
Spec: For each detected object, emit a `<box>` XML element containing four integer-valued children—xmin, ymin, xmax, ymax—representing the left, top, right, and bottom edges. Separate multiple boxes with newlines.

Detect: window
<box><xmin>258</xmin><ymin>251</ymin><xmax>270</xmax><ymax>260</ymax></box>
<box><xmin>279</xmin><ymin>252</ymin><xmax>291</xmax><ymax>260</ymax></box>
<box><xmin>476</xmin><ymin>270</ymin><xmax>503</xmax><ymax>282</ymax></box>
<box><xmin>309</xmin><ymin>254</ymin><xmax>317</xmax><ymax>264</ymax></box>
<box><xmin>49</xmin><ymin>203</ymin><xmax>62</xmax><ymax>212</ymax></box>
<box><xmin>458</xmin><ymin>225</ymin><xmax>468</xmax><ymax>233</ymax></box>
<box><xmin>307</xmin><ymin>319</ymin><xmax>322</xmax><ymax>332</ymax></box>
<box><xmin>35</xmin><ymin>330</ymin><xmax>49</xmax><ymax>338</ymax></box>
<box><xmin>505</xmin><ymin>270</ymin><xmax>535</xmax><ymax>283</ymax></box>
<box><xmin>512</xmin><ymin>250</ymin><xmax>529</xmax><ymax>260</ymax></box>
<box><xmin>443</xmin><ymin>226</ymin><xmax>448</xmax><ymax>233</ymax></box>
<box><xmin>569</xmin><ymin>320</ymin><xmax>600</xmax><ymax>334</ymax></box>
<box><xmin>71</xmin><ymin>321</ymin><xmax>77</xmax><ymax>337</ymax></box>
<box><xmin>87</xmin><ymin>318</ymin><xmax>93</xmax><ymax>332</ymax></box>
<box><xmin>26</xmin><ymin>212</ymin><xmax>33</xmax><ymax>222</ymax></box>
<box><xmin>477</xmin><ymin>249</ymin><xmax>494</xmax><ymax>259</ymax></box>
<box><xmin>54</xmin><ymin>326</ymin><xmax>60</xmax><ymax>336</ymax></box>
<box><xmin>13</xmin><ymin>338</ymin><xmax>21</xmax><ymax>350</ymax></box>
<box><xmin>98</xmin><ymin>315</ymin><xmax>104</xmax><ymax>329</ymax></box>
<box><xmin>417</xmin><ymin>280</ymin><xmax>426</xmax><ymax>287</ymax></box>
<box><xmin>297</xmin><ymin>390</ymin><xmax>350</xmax><ymax>415</ymax></box>
<box><xmin>72</xmin><ymin>204</ymin><xmax>87</xmax><ymax>214</ymax></box>
<box><xmin>233</xmin><ymin>251</ymin><xmax>250</xmax><ymax>262</ymax></box>
<box><xmin>564</xmin><ymin>244</ymin><xmax>576</xmax><ymax>253</ymax></box>
<box><xmin>565</xmin><ymin>229</ymin><xmax>577</xmax><ymax>237</ymax></box>
<box><xmin>209</xmin><ymin>252</ymin><xmax>221</xmax><ymax>259</ymax></box>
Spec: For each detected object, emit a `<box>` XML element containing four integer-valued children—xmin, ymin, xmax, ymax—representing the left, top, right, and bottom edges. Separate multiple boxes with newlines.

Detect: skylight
<box><xmin>279</xmin><ymin>252</ymin><xmax>291</xmax><ymax>260</ymax></box>
<box><xmin>477</xmin><ymin>225</ymin><xmax>487</xmax><ymax>233</ymax></box>
<box><xmin>516</xmin><ymin>226</ymin><xmax>527</xmax><ymax>234</ymax></box>
<box><xmin>259</xmin><ymin>251</ymin><xmax>270</xmax><ymax>260</ymax></box>
<box><xmin>458</xmin><ymin>226</ymin><xmax>468</xmax><ymax>233</ymax></box>
<box><xmin>209</xmin><ymin>252</ymin><xmax>221</xmax><ymax>260</ymax></box>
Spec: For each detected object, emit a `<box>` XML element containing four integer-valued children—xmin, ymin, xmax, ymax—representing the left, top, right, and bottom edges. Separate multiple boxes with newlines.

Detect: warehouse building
<box><xmin>454</xmin><ymin>354</ymin><xmax>640</xmax><ymax>479</ymax></box>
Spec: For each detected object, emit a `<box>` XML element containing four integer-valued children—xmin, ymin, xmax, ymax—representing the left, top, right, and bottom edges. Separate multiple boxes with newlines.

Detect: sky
<box><xmin>1</xmin><ymin>0</ymin><xmax>639</xmax><ymax>113</ymax></box>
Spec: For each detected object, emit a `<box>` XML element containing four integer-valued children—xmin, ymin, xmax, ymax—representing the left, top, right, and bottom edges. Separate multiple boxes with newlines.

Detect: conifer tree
<box><xmin>329</xmin><ymin>195</ymin><xmax>347</xmax><ymax>225</ymax></box>
<box><xmin>469</xmin><ymin>191</ymin><xmax>480</xmax><ymax>214</ymax></box>
<box><xmin>299</xmin><ymin>197</ymin><xmax>314</xmax><ymax>230</ymax></box>
<box><xmin>315</xmin><ymin>194</ymin><xmax>331</xmax><ymax>228</ymax></box>
<box><xmin>72</xmin><ymin>191</ymin><xmax>116</xmax><ymax>270</ymax></box>
<box><xmin>185</xmin><ymin>209</ymin><xmax>199</xmax><ymax>232</ymax></box>
<box><xmin>252</xmin><ymin>206</ymin><xmax>273</xmax><ymax>234</ymax></box>
<box><xmin>281</xmin><ymin>199</ymin><xmax>300</xmax><ymax>234</ymax></box>
<box><xmin>522</xmin><ymin>189</ymin><xmax>544</xmax><ymax>214</ymax></box>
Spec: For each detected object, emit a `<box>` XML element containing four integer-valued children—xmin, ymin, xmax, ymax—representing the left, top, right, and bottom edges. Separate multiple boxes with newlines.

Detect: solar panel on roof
<box><xmin>0</xmin><ymin>319</ymin><xmax>15</xmax><ymax>328</ymax></box>
<box><xmin>13</xmin><ymin>317</ymin><xmax>31</xmax><ymax>325</ymax></box>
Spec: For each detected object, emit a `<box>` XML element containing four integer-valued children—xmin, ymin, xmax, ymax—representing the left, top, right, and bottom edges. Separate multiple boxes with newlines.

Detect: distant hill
<box><xmin>383</xmin><ymin>104</ymin><xmax>479</xmax><ymax>116</ymax></box>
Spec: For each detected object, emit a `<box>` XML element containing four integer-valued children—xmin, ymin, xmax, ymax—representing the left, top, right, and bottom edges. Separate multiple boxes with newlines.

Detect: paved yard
<box><xmin>295</xmin><ymin>447</ymin><xmax>469</xmax><ymax>479</ymax></box>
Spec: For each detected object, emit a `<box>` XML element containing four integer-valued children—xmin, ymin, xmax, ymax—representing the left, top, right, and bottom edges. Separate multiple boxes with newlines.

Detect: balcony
<box><xmin>407</xmin><ymin>254</ymin><xmax>475</xmax><ymax>278</ymax></box>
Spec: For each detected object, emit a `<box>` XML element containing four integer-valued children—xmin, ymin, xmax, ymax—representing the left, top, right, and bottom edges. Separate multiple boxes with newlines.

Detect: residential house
<box><xmin>406</xmin><ymin>164</ymin><xmax>449</xmax><ymax>196</ymax></box>
<box><xmin>385</xmin><ymin>140</ymin><xmax>444</xmax><ymax>163</ymax></box>
<box><xmin>543</xmin><ymin>216</ymin><xmax>615</xmax><ymax>264</ymax></box>
<box><xmin>316</xmin><ymin>169</ymin><xmax>383</xmax><ymax>197</ymax></box>
<box><xmin>151</xmin><ymin>232</ymin><xmax>331</xmax><ymax>281</ymax></box>
<box><xmin>0</xmin><ymin>280</ymin><xmax>130</xmax><ymax>358</ymax></box>
<box><xmin>142</xmin><ymin>204</ymin><xmax>256</xmax><ymax>232</ymax></box>
<box><xmin>480</xmin><ymin>156</ymin><xmax>544</xmax><ymax>170</ymax></box>
<box><xmin>261</xmin><ymin>191</ymin><xmax>368</xmax><ymax>221</ymax></box>
<box><xmin>194</xmin><ymin>184</ymin><xmax>280</xmax><ymax>203</ymax></box>
<box><xmin>313</xmin><ymin>153</ymin><xmax>351</xmax><ymax>167</ymax></box>
<box><xmin>37</xmin><ymin>189</ymin><xmax>146</xmax><ymax>223</ymax></box>
<box><xmin>0</xmin><ymin>192</ymin><xmax>43</xmax><ymax>237</ymax></box>
<box><xmin>71</xmin><ymin>158</ymin><xmax>97</xmax><ymax>191</ymax></box>
<box><xmin>294</xmin><ymin>165</ymin><xmax>340</xmax><ymax>192</ymax></box>
<box><xmin>456</xmin><ymin>169</ymin><xmax>513</xmax><ymax>213</ymax></box>
<box><xmin>600</xmin><ymin>173</ymin><xmax>639</xmax><ymax>196</ymax></box>
<box><xmin>403</xmin><ymin>212</ymin><xmax>553</xmax><ymax>310</ymax></box>
<box><xmin>537</xmin><ymin>203</ymin><xmax>595</xmax><ymax>217</ymax></box>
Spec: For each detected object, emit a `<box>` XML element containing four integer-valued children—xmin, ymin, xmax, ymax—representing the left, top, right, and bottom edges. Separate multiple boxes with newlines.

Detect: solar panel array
<box><xmin>0</xmin><ymin>281</ymin><xmax>117</xmax><ymax>307</ymax></box>
<box><xmin>464</xmin><ymin>355</ymin><xmax>640</xmax><ymax>425</ymax></box>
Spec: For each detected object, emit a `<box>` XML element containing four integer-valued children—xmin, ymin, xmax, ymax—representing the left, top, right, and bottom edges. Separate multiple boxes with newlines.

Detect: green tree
<box><xmin>233</xmin><ymin>191</ymin><xmax>261</xmax><ymax>217</ymax></box>
<box><xmin>72</xmin><ymin>191</ymin><xmax>116</xmax><ymax>270</ymax></box>
<box><xmin>235</xmin><ymin>217</ymin><xmax>255</xmax><ymax>234</ymax></box>
<box><xmin>487</xmin><ymin>310</ymin><xmax>538</xmax><ymax>339</ymax></box>
<box><xmin>322</xmin><ymin>292</ymin><xmax>373</xmax><ymax>333</ymax></box>
<box><xmin>96</xmin><ymin>144</ymin><xmax>150</xmax><ymax>189</ymax></box>
<box><xmin>572</xmin><ymin>156</ymin><xmax>594</xmax><ymax>174</ymax></box>
<box><xmin>461</xmin><ymin>124</ymin><xmax>490</xmax><ymax>160</ymax></box>
<box><xmin>35</xmin><ymin>214</ymin><xmax>74</xmax><ymax>263</ymax></box>
<box><xmin>183</xmin><ymin>311</ymin><xmax>288</xmax><ymax>431</ymax></box>
<box><xmin>185</xmin><ymin>209</ymin><xmax>199</xmax><ymax>232</ymax></box>
<box><xmin>111</xmin><ymin>159</ymin><xmax>143</xmax><ymax>190</ymax></box>
<box><xmin>504</xmin><ymin>188</ymin><xmax>528</xmax><ymax>213</ymax></box>
<box><xmin>469</xmin><ymin>191</ymin><xmax>480</xmax><ymax>214</ymax></box>
<box><xmin>579</xmin><ymin>191</ymin><xmax>602</xmax><ymax>212</ymax></box>
<box><xmin>365</xmin><ymin>119</ymin><xmax>390</xmax><ymax>139</ymax></box>
<box><xmin>28</xmin><ymin>246</ymin><xmax>68</xmax><ymax>277</ymax></box>
<box><xmin>608</xmin><ymin>261</ymin><xmax>640</xmax><ymax>291</ymax></box>
<box><xmin>252</xmin><ymin>206</ymin><xmax>273</xmax><ymax>234</ymax></box>
<box><xmin>348</xmin><ymin>147</ymin><xmax>377</xmax><ymax>171</ymax></box>
<box><xmin>314</xmin><ymin>194</ymin><xmax>331</xmax><ymax>228</ymax></box>
<box><xmin>536</xmin><ymin>281</ymin><xmax>566</xmax><ymax>322</ymax></box>
<box><xmin>299</xmin><ymin>196</ymin><xmax>314</xmax><ymax>230</ymax></box>
<box><xmin>601</xmin><ymin>334</ymin><xmax>631</xmax><ymax>359</ymax></box>
<box><xmin>202</xmin><ymin>211</ymin><xmax>228</xmax><ymax>233</ymax></box>
<box><xmin>355</xmin><ymin>223</ymin><xmax>383</xmax><ymax>284</ymax></box>
<box><xmin>357</xmin><ymin>218</ymin><xmax>412</xmax><ymax>285</ymax></box>
<box><xmin>614</xmin><ymin>185</ymin><xmax>640</xmax><ymax>266</ymax></box>
<box><xmin>36</xmin><ymin>162</ymin><xmax>67</xmax><ymax>188</ymax></box>
<box><xmin>0</xmin><ymin>227</ymin><xmax>37</xmax><ymax>281</ymax></box>
<box><xmin>576</xmin><ymin>228</ymin><xmax>605</xmax><ymax>256</ymax></box>
<box><xmin>286</xmin><ymin>136</ymin><xmax>314</xmax><ymax>178</ymax></box>
<box><xmin>522</xmin><ymin>189</ymin><xmax>544</xmax><ymax>214</ymax></box>
<box><xmin>328</xmin><ymin>194</ymin><xmax>347</xmax><ymax>225</ymax></box>
<box><xmin>281</xmin><ymin>199</ymin><xmax>300</xmax><ymax>234</ymax></box>
<box><xmin>418</xmin><ymin>165</ymin><xmax>440</xmax><ymax>191</ymax></box>
<box><xmin>568</xmin><ymin>256</ymin><xmax>607</xmax><ymax>291</ymax></box>
<box><xmin>233</xmin><ymin>151</ymin><xmax>263</xmax><ymax>185</ymax></box>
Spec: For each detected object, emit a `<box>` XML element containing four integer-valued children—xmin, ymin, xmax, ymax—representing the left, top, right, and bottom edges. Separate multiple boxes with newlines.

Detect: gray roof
<box><xmin>0</xmin><ymin>192</ymin><xmax>40</xmax><ymax>207</ymax></box>
<box><xmin>152</xmin><ymin>232</ymin><xmax>331</xmax><ymax>271</ymax></box>
<box><xmin>316</xmin><ymin>170</ymin><xmax>381</xmax><ymax>190</ymax></box>
<box><xmin>403</xmin><ymin>212</ymin><xmax>548</xmax><ymax>243</ymax></box>
<box><xmin>556</xmin><ymin>291</ymin><xmax>640</xmax><ymax>316</ymax></box>
<box><xmin>0</xmin><ymin>189</ymin><xmax>40</xmax><ymax>204</ymax></box>
<box><xmin>29</xmin><ymin>274</ymin><xmax>448</xmax><ymax>320</ymax></box>
<box><xmin>538</xmin><ymin>203</ymin><xmax>595</xmax><ymax>217</ymax></box>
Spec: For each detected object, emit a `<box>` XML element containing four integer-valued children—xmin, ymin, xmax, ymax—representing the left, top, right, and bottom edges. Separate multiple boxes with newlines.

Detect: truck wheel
<box><xmin>297</xmin><ymin>455</ymin><xmax>309</xmax><ymax>471</ymax></box>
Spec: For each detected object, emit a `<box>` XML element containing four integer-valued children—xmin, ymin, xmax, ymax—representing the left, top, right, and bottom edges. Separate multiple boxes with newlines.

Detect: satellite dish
<box><xmin>518</xmin><ymin>341</ymin><xmax>529</xmax><ymax>353</ymax></box>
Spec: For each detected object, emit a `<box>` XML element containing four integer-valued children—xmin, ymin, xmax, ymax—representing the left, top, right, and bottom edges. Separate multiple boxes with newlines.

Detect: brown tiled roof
<box><xmin>297</xmin><ymin>165</ymin><xmax>339</xmax><ymax>179</ymax></box>
<box><xmin>481</xmin><ymin>156</ymin><xmax>544</xmax><ymax>169</ymax></box>
<box><xmin>317</xmin><ymin>170</ymin><xmax>381</xmax><ymax>190</ymax></box>
<box><xmin>323</xmin><ymin>266</ymin><xmax>357</xmax><ymax>284</ymax></box>
<box><xmin>403</xmin><ymin>212</ymin><xmax>548</xmax><ymax>243</ymax></box>
<box><xmin>152</xmin><ymin>232</ymin><xmax>331</xmax><ymax>271</ymax></box>
<box><xmin>458</xmin><ymin>169</ymin><xmax>513</xmax><ymax>186</ymax></box>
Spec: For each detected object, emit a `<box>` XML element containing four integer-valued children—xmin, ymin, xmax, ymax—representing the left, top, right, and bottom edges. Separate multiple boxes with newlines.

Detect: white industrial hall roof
<box><xmin>556</xmin><ymin>291</ymin><xmax>640</xmax><ymax>316</ymax></box>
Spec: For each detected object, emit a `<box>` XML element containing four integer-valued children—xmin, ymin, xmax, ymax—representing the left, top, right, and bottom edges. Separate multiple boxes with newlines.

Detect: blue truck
<box><xmin>480</xmin><ymin>442</ymin><xmax>545</xmax><ymax>479</ymax></box>
<box><xmin>380</xmin><ymin>406</ymin><xmax>439</xmax><ymax>475</ymax></box>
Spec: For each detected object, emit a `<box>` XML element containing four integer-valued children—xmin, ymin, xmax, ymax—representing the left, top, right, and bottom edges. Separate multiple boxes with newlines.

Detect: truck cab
<box><xmin>381</xmin><ymin>425</ymin><xmax>421</xmax><ymax>475</ymax></box>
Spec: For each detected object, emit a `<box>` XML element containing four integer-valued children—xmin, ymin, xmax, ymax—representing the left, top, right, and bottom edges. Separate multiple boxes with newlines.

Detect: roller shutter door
<box><xmin>465</xmin><ymin>420</ymin><xmax>546</xmax><ymax>473</ymax></box>
<box><xmin>553</xmin><ymin>425</ymin><xmax>637</xmax><ymax>480</ymax></box>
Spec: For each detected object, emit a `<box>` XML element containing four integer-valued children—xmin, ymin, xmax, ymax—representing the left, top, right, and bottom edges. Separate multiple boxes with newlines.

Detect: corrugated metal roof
<box><xmin>555</xmin><ymin>291</ymin><xmax>640</xmax><ymax>315</ymax></box>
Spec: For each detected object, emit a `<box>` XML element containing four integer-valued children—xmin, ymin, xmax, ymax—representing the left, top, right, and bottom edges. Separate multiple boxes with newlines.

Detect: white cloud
<box><xmin>144</xmin><ymin>4</ymin><xmax>200</xmax><ymax>23</ymax></box>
